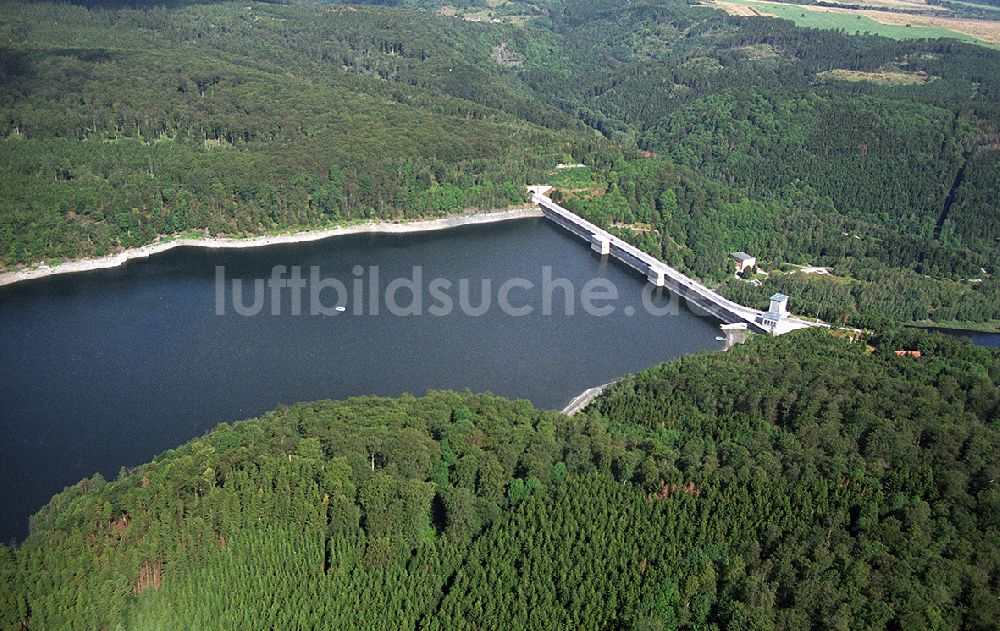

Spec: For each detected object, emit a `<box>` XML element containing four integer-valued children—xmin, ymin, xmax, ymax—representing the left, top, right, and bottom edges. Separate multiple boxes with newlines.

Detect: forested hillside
<box><xmin>2</xmin><ymin>330</ymin><xmax>996</xmax><ymax>628</ymax></box>
<box><xmin>2</xmin><ymin>331</ymin><xmax>1000</xmax><ymax>629</ymax></box>
<box><xmin>0</xmin><ymin>1</ymin><xmax>605</xmax><ymax>263</ymax></box>
<box><xmin>526</xmin><ymin>1</ymin><xmax>1000</xmax><ymax>327</ymax></box>
<box><xmin>3</xmin><ymin>0</ymin><xmax>999</xmax><ymax>326</ymax></box>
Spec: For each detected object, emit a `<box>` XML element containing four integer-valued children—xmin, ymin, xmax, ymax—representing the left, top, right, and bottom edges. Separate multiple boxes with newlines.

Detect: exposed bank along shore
<box><xmin>0</xmin><ymin>207</ymin><xmax>544</xmax><ymax>288</ymax></box>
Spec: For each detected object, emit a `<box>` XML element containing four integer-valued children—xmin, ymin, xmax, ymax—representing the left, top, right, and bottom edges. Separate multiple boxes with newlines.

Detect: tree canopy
<box><xmin>2</xmin><ymin>329</ymin><xmax>997</xmax><ymax>629</ymax></box>
<box><xmin>2</xmin><ymin>0</ymin><xmax>998</xmax><ymax>326</ymax></box>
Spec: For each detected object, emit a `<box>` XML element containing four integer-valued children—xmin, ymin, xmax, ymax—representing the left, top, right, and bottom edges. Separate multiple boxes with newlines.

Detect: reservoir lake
<box><xmin>0</xmin><ymin>217</ymin><xmax>723</xmax><ymax>541</ymax></box>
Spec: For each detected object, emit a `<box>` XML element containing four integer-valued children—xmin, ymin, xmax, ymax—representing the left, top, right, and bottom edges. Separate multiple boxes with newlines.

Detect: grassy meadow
<box><xmin>723</xmin><ymin>0</ymin><xmax>990</xmax><ymax>44</ymax></box>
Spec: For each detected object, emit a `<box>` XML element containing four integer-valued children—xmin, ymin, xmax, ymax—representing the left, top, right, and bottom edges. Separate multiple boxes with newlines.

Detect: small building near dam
<box><xmin>730</xmin><ymin>251</ymin><xmax>757</xmax><ymax>274</ymax></box>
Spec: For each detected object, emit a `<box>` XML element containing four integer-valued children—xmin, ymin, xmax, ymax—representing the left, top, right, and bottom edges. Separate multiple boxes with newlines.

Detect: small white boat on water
<box><xmin>715</xmin><ymin>336</ymin><xmax>726</xmax><ymax>341</ymax></box>
<box><xmin>336</xmin><ymin>306</ymin><xmax>347</xmax><ymax>312</ymax></box>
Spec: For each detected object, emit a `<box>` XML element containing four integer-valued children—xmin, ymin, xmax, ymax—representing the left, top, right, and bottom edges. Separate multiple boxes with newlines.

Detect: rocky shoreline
<box><xmin>0</xmin><ymin>207</ymin><xmax>544</xmax><ymax>288</ymax></box>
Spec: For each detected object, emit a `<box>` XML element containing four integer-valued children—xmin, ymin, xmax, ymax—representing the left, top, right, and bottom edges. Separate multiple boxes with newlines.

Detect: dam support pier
<box><xmin>647</xmin><ymin>267</ymin><xmax>666</xmax><ymax>287</ymax></box>
<box><xmin>590</xmin><ymin>233</ymin><xmax>610</xmax><ymax>255</ymax></box>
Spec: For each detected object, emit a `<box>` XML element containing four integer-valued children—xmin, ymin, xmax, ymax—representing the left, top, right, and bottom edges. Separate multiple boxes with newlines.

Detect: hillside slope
<box><xmin>2</xmin><ymin>0</ymin><xmax>999</xmax><ymax>326</ymax></box>
<box><xmin>3</xmin><ymin>330</ymin><xmax>997</xmax><ymax>629</ymax></box>
<box><xmin>0</xmin><ymin>1</ymin><xmax>601</xmax><ymax>264</ymax></box>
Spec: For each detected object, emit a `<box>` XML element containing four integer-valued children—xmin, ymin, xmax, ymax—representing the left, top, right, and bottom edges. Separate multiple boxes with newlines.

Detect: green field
<box><xmin>940</xmin><ymin>0</ymin><xmax>1000</xmax><ymax>11</ymax></box>
<box><xmin>731</xmin><ymin>0</ymin><xmax>986</xmax><ymax>44</ymax></box>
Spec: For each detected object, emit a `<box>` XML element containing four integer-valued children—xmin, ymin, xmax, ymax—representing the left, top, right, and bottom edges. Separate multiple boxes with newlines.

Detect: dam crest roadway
<box><xmin>528</xmin><ymin>186</ymin><xmax>828</xmax><ymax>336</ymax></box>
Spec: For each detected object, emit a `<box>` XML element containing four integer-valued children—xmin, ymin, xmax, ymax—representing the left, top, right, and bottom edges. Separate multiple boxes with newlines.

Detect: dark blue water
<box><xmin>0</xmin><ymin>218</ymin><xmax>723</xmax><ymax>542</ymax></box>
<box><xmin>934</xmin><ymin>328</ymin><xmax>1000</xmax><ymax>348</ymax></box>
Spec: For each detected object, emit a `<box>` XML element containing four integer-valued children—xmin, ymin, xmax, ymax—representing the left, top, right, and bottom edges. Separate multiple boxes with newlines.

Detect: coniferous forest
<box><xmin>2</xmin><ymin>330</ymin><xmax>997</xmax><ymax>629</ymax></box>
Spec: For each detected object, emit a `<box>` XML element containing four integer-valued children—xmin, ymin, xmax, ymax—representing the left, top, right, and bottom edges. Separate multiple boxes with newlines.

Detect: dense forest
<box><xmin>523</xmin><ymin>1</ymin><xmax>1000</xmax><ymax>327</ymax></box>
<box><xmin>1</xmin><ymin>329</ymin><xmax>996</xmax><ymax>628</ymax></box>
<box><xmin>0</xmin><ymin>1</ymin><xmax>605</xmax><ymax>263</ymax></box>
<box><xmin>2</xmin><ymin>0</ymin><xmax>999</xmax><ymax>327</ymax></box>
